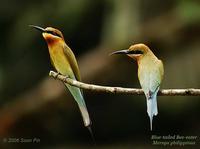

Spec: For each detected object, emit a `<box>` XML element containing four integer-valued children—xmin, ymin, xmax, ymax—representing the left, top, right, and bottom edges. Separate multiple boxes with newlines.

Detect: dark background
<box><xmin>0</xmin><ymin>0</ymin><xmax>200</xmax><ymax>148</ymax></box>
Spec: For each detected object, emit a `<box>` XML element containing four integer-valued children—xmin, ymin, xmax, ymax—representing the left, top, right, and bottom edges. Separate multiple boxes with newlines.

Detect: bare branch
<box><xmin>49</xmin><ymin>71</ymin><xmax>200</xmax><ymax>96</ymax></box>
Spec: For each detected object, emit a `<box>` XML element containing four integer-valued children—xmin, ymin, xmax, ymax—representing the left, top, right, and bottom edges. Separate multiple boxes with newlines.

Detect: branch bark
<box><xmin>49</xmin><ymin>71</ymin><xmax>200</xmax><ymax>96</ymax></box>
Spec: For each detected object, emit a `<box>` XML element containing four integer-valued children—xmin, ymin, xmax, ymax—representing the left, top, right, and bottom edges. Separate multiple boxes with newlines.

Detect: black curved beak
<box><xmin>109</xmin><ymin>49</ymin><xmax>129</xmax><ymax>56</ymax></box>
<box><xmin>29</xmin><ymin>25</ymin><xmax>45</xmax><ymax>32</ymax></box>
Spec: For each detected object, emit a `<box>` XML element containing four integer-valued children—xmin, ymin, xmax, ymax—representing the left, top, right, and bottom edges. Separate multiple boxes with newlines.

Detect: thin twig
<box><xmin>49</xmin><ymin>71</ymin><xmax>200</xmax><ymax>96</ymax></box>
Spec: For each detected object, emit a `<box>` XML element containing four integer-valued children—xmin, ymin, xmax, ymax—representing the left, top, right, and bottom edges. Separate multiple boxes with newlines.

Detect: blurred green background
<box><xmin>0</xmin><ymin>0</ymin><xmax>200</xmax><ymax>148</ymax></box>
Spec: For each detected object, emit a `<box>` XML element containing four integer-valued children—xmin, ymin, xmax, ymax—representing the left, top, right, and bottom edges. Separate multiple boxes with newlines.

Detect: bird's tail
<box><xmin>65</xmin><ymin>83</ymin><xmax>96</xmax><ymax>143</ymax></box>
<box><xmin>65</xmin><ymin>83</ymin><xmax>91</xmax><ymax>127</ymax></box>
<box><xmin>146</xmin><ymin>92</ymin><xmax>158</xmax><ymax>131</ymax></box>
<box><xmin>87</xmin><ymin>126</ymin><xmax>96</xmax><ymax>145</ymax></box>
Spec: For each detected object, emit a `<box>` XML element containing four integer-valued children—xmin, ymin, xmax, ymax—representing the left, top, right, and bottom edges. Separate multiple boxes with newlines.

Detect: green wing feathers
<box><xmin>63</xmin><ymin>44</ymin><xmax>81</xmax><ymax>81</ymax></box>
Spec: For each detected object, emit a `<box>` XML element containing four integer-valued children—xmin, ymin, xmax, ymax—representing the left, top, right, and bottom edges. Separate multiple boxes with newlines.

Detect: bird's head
<box><xmin>30</xmin><ymin>25</ymin><xmax>65</xmax><ymax>45</ymax></box>
<box><xmin>110</xmin><ymin>43</ymin><xmax>150</xmax><ymax>60</ymax></box>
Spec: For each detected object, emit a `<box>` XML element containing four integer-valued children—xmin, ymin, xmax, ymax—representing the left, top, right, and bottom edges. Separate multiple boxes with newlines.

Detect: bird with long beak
<box><xmin>110</xmin><ymin>43</ymin><xmax>164</xmax><ymax>131</ymax></box>
<box><xmin>30</xmin><ymin>25</ymin><xmax>93</xmax><ymax>136</ymax></box>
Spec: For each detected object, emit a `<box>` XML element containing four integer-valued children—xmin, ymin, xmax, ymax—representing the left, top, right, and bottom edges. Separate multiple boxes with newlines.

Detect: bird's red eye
<box><xmin>53</xmin><ymin>32</ymin><xmax>61</xmax><ymax>38</ymax></box>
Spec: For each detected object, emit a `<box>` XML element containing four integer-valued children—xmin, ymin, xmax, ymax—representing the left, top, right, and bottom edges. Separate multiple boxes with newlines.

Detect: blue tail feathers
<box><xmin>146</xmin><ymin>91</ymin><xmax>158</xmax><ymax>131</ymax></box>
<box><xmin>65</xmin><ymin>83</ymin><xmax>91</xmax><ymax>127</ymax></box>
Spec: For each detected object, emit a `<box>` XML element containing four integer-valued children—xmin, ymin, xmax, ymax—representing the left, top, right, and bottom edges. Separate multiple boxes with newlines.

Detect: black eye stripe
<box><xmin>45</xmin><ymin>30</ymin><xmax>53</xmax><ymax>34</ymax></box>
<box><xmin>46</xmin><ymin>30</ymin><xmax>61</xmax><ymax>37</ymax></box>
<box><xmin>128</xmin><ymin>50</ymin><xmax>143</xmax><ymax>54</ymax></box>
<box><xmin>54</xmin><ymin>32</ymin><xmax>61</xmax><ymax>37</ymax></box>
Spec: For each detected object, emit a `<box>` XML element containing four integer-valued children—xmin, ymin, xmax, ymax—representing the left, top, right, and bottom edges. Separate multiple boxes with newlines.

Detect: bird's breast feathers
<box><xmin>138</xmin><ymin>58</ymin><xmax>163</xmax><ymax>94</ymax></box>
<box><xmin>48</xmin><ymin>42</ymin><xmax>72</xmax><ymax>75</ymax></box>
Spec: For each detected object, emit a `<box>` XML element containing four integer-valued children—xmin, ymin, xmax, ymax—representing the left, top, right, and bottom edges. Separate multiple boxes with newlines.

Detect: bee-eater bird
<box><xmin>110</xmin><ymin>43</ymin><xmax>164</xmax><ymax>131</ymax></box>
<box><xmin>30</xmin><ymin>25</ymin><xmax>93</xmax><ymax>132</ymax></box>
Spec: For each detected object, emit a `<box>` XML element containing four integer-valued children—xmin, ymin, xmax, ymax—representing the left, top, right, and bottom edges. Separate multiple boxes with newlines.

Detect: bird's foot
<box><xmin>53</xmin><ymin>71</ymin><xmax>61</xmax><ymax>79</ymax></box>
<box><xmin>147</xmin><ymin>91</ymin><xmax>153</xmax><ymax>100</ymax></box>
<box><xmin>64</xmin><ymin>75</ymin><xmax>70</xmax><ymax>80</ymax></box>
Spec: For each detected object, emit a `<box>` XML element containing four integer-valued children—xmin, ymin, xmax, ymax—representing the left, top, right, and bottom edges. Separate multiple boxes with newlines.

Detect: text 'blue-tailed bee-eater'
<box><xmin>110</xmin><ymin>43</ymin><xmax>164</xmax><ymax>131</ymax></box>
<box><xmin>30</xmin><ymin>25</ymin><xmax>94</xmax><ymax>136</ymax></box>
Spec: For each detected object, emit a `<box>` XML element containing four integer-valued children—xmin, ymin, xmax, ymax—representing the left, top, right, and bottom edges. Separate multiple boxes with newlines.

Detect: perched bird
<box><xmin>110</xmin><ymin>43</ymin><xmax>164</xmax><ymax>130</ymax></box>
<box><xmin>30</xmin><ymin>25</ymin><xmax>93</xmax><ymax>133</ymax></box>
